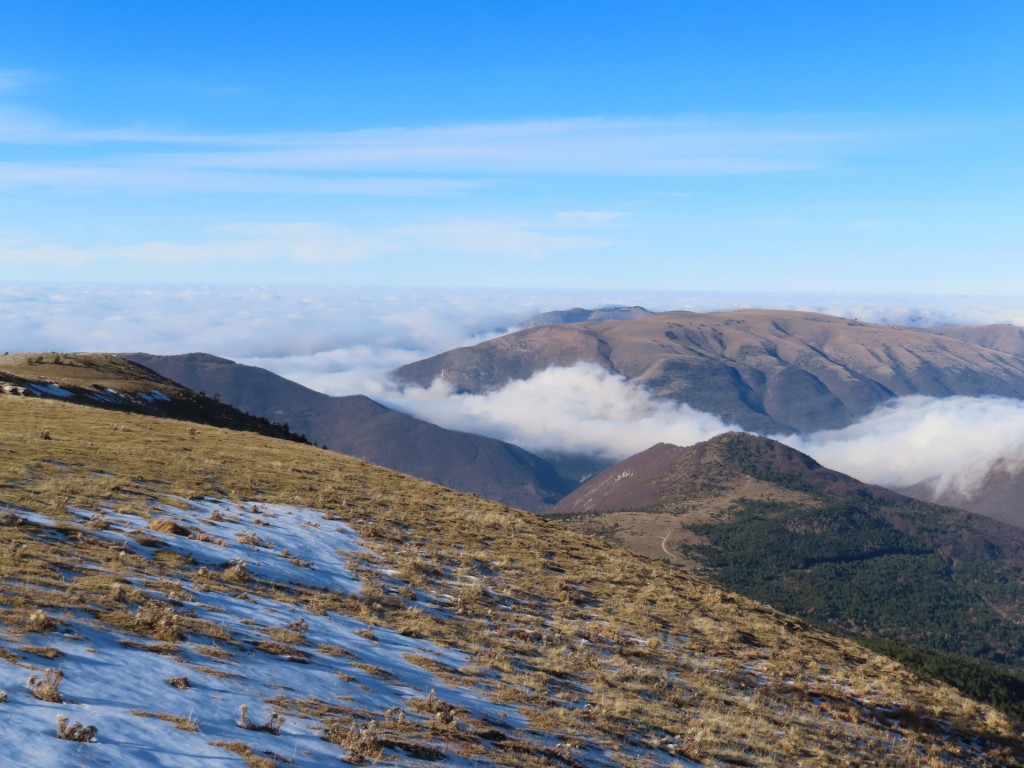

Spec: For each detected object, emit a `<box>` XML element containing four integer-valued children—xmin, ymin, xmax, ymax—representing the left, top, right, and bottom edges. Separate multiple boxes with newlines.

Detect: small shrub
<box><xmin>150</xmin><ymin>518</ymin><xmax>190</xmax><ymax>536</ymax></box>
<box><xmin>0</xmin><ymin>690</ymin><xmax>7</xmax><ymax>703</ymax></box>
<box><xmin>322</xmin><ymin>720</ymin><xmax>382</xmax><ymax>765</ymax></box>
<box><xmin>25</xmin><ymin>610</ymin><xmax>58</xmax><ymax>634</ymax></box>
<box><xmin>236</xmin><ymin>532</ymin><xmax>264</xmax><ymax>547</ymax></box>
<box><xmin>166</xmin><ymin>676</ymin><xmax>190</xmax><ymax>690</ymax></box>
<box><xmin>28</xmin><ymin>669</ymin><xmax>64</xmax><ymax>702</ymax></box>
<box><xmin>121</xmin><ymin>601</ymin><xmax>185</xmax><ymax>642</ymax></box>
<box><xmin>238</xmin><ymin>704</ymin><xmax>284</xmax><ymax>735</ymax></box>
<box><xmin>223</xmin><ymin>561</ymin><xmax>251</xmax><ymax>584</ymax></box>
<box><xmin>57</xmin><ymin>714</ymin><xmax>97</xmax><ymax>742</ymax></box>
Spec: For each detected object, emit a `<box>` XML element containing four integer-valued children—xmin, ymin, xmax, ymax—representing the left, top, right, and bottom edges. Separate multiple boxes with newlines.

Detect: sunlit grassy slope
<box><xmin>1</xmin><ymin>396</ymin><xmax>1022</xmax><ymax>766</ymax></box>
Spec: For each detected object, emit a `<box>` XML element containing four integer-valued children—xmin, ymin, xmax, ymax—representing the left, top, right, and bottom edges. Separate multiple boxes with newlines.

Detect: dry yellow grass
<box><xmin>1</xmin><ymin>396</ymin><xmax>1022</xmax><ymax>766</ymax></box>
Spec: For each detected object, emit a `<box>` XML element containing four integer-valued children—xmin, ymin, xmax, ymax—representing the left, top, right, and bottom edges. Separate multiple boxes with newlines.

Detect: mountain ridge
<box><xmin>395</xmin><ymin>309</ymin><xmax>1024</xmax><ymax>433</ymax></box>
<box><xmin>124</xmin><ymin>352</ymin><xmax>576</xmax><ymax>511</ymax></box>
<box><xmin>0</xmin><ymin>352</ymin><xmax>305</xmax><ymax>443</ymax></box>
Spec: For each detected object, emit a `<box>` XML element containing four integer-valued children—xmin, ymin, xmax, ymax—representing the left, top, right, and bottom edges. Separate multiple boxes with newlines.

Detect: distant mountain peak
<box><xmin>553</xmin><ymin>431</ymin><xmax>892</xmax><ymax>516</ymax></box>
<box><xmin>521</xmin><ymin>305</ymin><xmax>655</xmax><ymax>328</ymax></box>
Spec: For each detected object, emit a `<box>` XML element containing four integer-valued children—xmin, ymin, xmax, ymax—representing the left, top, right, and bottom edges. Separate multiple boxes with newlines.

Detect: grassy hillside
<box><xmin>0</xmin><ymin>352</ymin><xmax>306</xmax><ymax>443</ymax></box>
<box><xmin>1</xmin><ymin>397</ymin><xmax>1022</xmax><ymax>766</ymax></box>
<box><xmin>555</xmin><ymin>433</ymin><xmax>1024</xmax><ymax>710</ymax></box>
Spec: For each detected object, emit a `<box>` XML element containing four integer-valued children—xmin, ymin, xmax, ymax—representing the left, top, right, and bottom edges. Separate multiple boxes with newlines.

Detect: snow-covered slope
<box><xmin>2</xmin><ymin>396</ymin><xmax>1022</xmax><ymax>767</ymax></box>
<box><xmin>1</xmin><ymin>498</ymin><xmax>538</xmax><ymax>767</ymax></box>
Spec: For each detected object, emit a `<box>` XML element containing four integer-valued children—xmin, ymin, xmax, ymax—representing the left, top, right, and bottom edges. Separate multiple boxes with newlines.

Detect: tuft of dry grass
<box><xmin>150</xmin><ymin>517</ymin><xmax>191</xmax><ymax>536</ymax></box>
<box><xmin>210</xmin><ymin>740</ymin><xmax>280</xmax><ymax>768</ymax></box>
<box><xmin>237</xmin><ymin>704</ymin><xmax>284</xmax><ymax>735</ymax></box>
<box><xmin>322</xmin><ymin>720</ymin><xmax>383</xmax><ymax>765</ymax></box>
<box><xmin>28</xmin><ymin>668</ymin><xmax>64</xmax><ymax>702</ymax></box>
<box><xmin>56</xmin><ymin>714</ymin><xmax>97</xmax><ymax>742</ymax></box>
<box><xmin>131</xmin><ymin>709</ymin><xmax>200</xmax><ymax>732</ymax></box>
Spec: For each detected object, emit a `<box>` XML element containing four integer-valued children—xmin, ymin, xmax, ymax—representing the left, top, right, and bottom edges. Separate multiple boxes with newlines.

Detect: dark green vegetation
<box><xmin>858</xmin><ymin>637</ymin><xmax>1024</xmax><ymax>724</ymax></box>
<box><xmin>556</xmin><ymin>432</ymin><xmax>1024</xmax><ymax>723</ymax></box>
<box><xmin>692</xmin><ymin>497</ymin><xmax>1024</xmax><ymax>664</ymax></box>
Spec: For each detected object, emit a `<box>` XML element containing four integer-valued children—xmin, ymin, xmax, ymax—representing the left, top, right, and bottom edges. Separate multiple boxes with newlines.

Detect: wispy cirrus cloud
<box><xmin>0</xmin><ymin>213</ymin><xmax>617</xmax><ymax>267</ymax></box>
<box><xmin>142</xmin><ymin>117</ymin><xmax>866</xmax><ymax>175</ymax></box>
<box><xmin>0</xmin><ymin>114</ymin><xmax>878</xmax><ymax>195</ymax></box>
<box><xmin>0</xmin><ymin>162</ymin><xmax>483</xmax><ymax>195</ymax></box>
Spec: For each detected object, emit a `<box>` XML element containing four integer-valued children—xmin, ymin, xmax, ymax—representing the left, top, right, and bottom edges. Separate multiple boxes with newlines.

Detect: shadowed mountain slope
<box><xmin>2</xmin><ymin>396</ymin><xmax>1022</xmax><ymax>766</ymax></box>
<box><xmin>395</xmin><ymin>309</ymin><xmax>1024</xmax><ymax>433</ymax></box>
<box><xmin>554</xmin><ymin>432</ymin><xmax>1024</xmax><ymax>669</ymax></box>
<box><xmin>124</xmin><ymin>352</ymin><xmax>575</xmax><ymax>512</ymax></box>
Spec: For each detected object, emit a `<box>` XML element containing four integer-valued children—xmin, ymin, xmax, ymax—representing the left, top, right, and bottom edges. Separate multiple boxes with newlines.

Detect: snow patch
<box><xmin>0</xmin><ymin>498</ymin><xmax>527</xmax><ymax>767</ymax></box>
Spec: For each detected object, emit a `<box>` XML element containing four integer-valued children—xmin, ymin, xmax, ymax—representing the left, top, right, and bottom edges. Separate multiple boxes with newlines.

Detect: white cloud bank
<box><xmin>385</xmin><ymin>364</ymin><xmax>1024</xmax><ymax>501</ymax></box>
<box><xmin>4</xmin><ymin>282</ymin><xmax>1024</xmax><ymax>501</ymax></box>
<box><xmin>389</xmin><ymin>363</ymin><xmax>740</xmax><ymax>460</ymax></box>
<box><xmin>783</xmin><ymin>396</ymin><xmax>1024</xmax><ymax>498</ymax></box>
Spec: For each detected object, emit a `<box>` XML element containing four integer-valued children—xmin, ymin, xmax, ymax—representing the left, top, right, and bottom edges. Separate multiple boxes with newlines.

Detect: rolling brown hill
<box><xmin>553</xmin><ymin>432</ymin><xmax>1024</xmax><ymax>669</ymax></box>
<box><xmin>2</xmin><ymin>395</ymin><xmax>1022</xmax><ymax>766</ymax></box>
<box><xmin>124</xmin><ymin>352</ymin><xmax>576</xmax><ymax>512</ymax></box>
<box><xmin>395</xmin><ymin>309</ymin><xmax>1024</xmax><ymax>433</ymax></box>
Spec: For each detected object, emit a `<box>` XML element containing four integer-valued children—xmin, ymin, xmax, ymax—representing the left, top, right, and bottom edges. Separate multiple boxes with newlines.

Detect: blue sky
<box><xmin>1</xmin><ymin>1</ymin><xmax>1021</xmax><ymax>291</ymax></box>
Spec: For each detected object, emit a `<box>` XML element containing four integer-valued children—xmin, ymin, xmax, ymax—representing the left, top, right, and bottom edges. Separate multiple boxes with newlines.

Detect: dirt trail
<box><xmin>658</xmin><ymin>474</ymin><xmax>759</xmax><ymax>563</ymax></box>
<box><xmin>659</xmin><ymin>531</ymin><xmax>678</xmax><ymax>563</ymax></box>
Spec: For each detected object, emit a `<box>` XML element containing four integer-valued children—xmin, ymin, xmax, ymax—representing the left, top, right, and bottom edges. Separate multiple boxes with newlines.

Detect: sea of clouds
<box><xmin>4</xmin><ymin>281</ymin><xmax>1024</xmax><ymax>498</ymax></box>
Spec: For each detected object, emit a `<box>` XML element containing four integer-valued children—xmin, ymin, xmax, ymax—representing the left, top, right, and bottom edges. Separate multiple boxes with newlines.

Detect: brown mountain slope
<box><xmin>0</xmin><ymin>352</ymin><xmax>304</xmax><ymax>443</ymax></box>
<box><xmin>553</xmin><ymin>432</ymin><xmax>893</xmax><ymax>516</ymax></box>
<box><xmin>2</xmin><ymin>396</ymin><xmax>1022</xmax><ymax>766</ymax></box>
<box><xmin>918</xmin><ymin>323</ymin><xmax>1024</xmax><ymax>358</ymax></box>
<box><xmin>124</xmin><ymin>352</ymin><xmax>575</xmax><ymax>512</ymax></box>
<box><xmin>553</xmin><ymin>432</ymin><xmax>1024</xmax><ymax>668</ymax></box>
<box><xmin>395</xmin><ymin>309</ymin><xmax>1024</xmax><ymax>433</ymax></box>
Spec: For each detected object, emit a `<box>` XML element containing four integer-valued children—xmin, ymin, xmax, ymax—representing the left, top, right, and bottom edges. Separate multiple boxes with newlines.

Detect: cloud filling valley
<box><xmin>4</xmin><ymin>281</ymin><xmax>1024</xmax><ymax>499</ymax></box>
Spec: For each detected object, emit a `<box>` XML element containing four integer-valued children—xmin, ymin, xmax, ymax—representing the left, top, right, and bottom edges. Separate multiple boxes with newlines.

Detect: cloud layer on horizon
<box><xmin>6</xmin><ymin>282</ymin><xmax>1024</xmax><ymax>363</ymax></box>
<box><xmin>4</xmin><ymin>282</ymin><xmax>1024</xmax><ymax>502</ymax></box>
